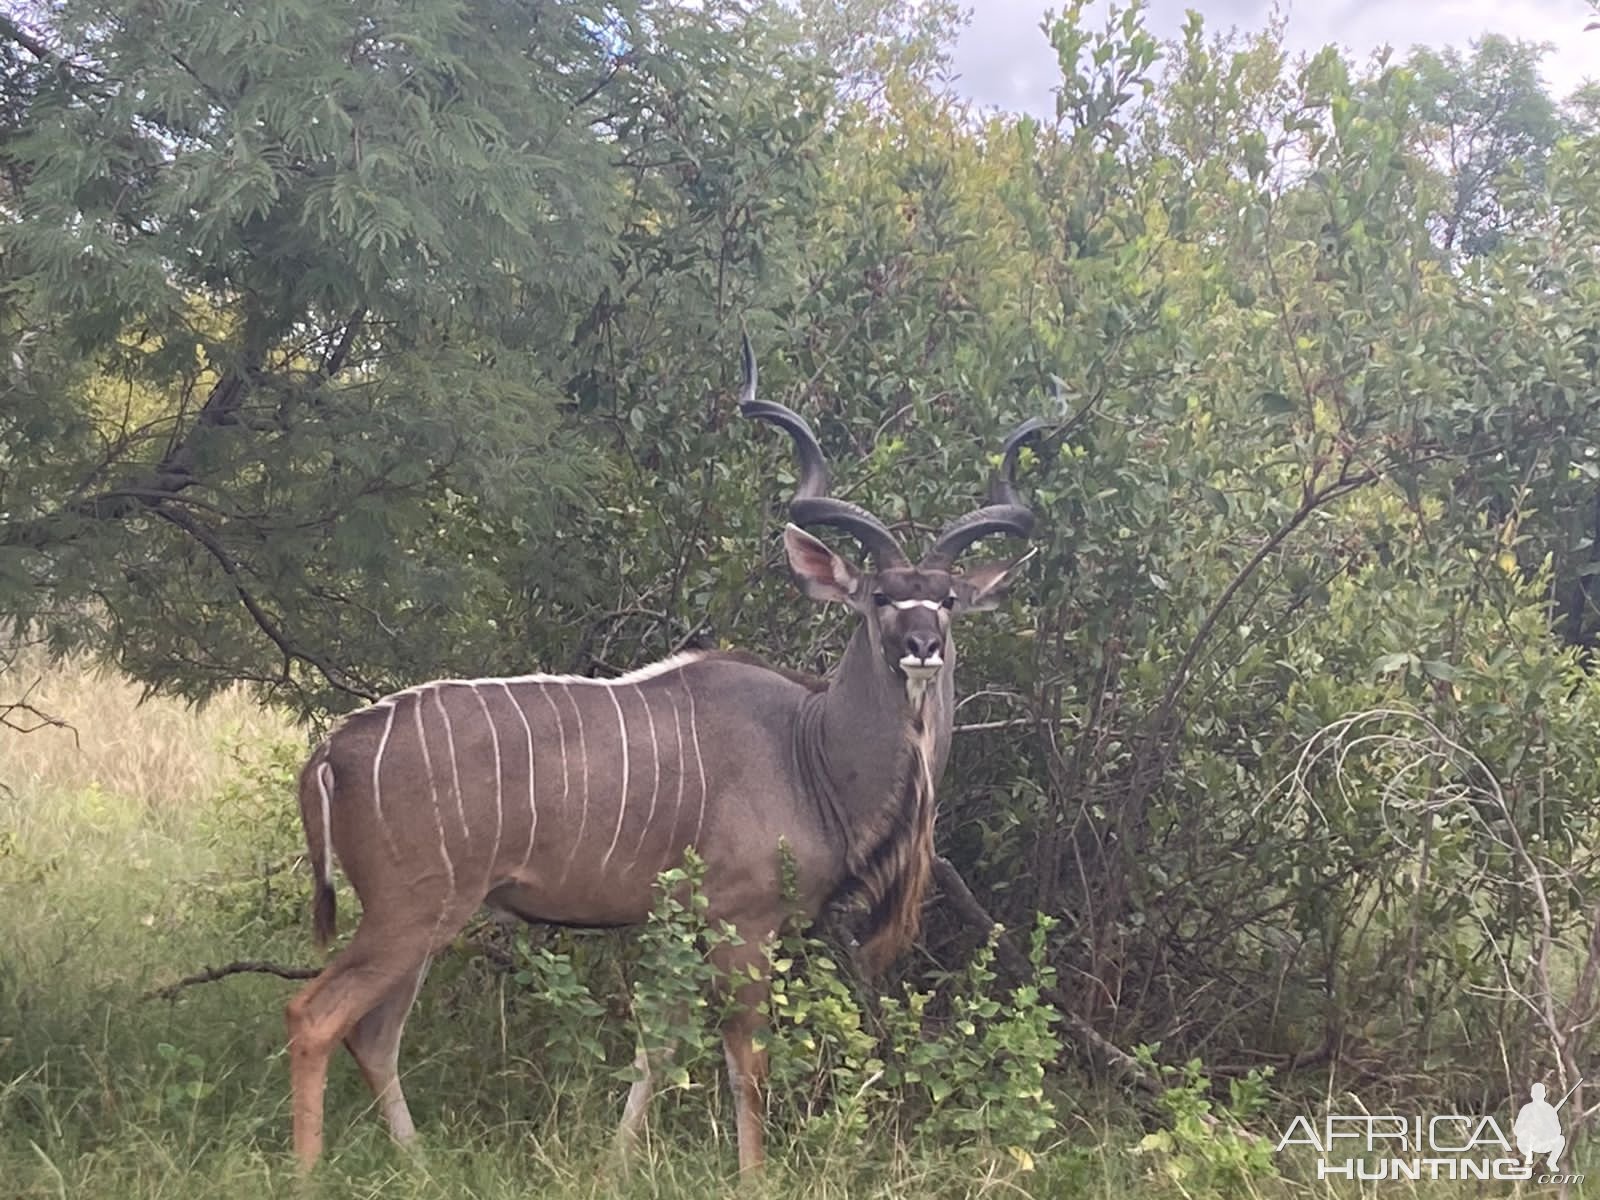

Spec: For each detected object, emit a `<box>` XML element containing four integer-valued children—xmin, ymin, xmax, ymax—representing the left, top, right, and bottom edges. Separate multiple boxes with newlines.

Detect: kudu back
<box><xmin>285</xmin><ymin>339</ymin><xmax>1040</xmax><ymax>1174</ymax></box>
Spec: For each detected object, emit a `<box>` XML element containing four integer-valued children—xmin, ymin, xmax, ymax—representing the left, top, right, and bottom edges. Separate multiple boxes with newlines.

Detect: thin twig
<box><xmin>953</xmin><ymin>716</ymin><xmax>1082</xmax><ymax>734</ymax></box>
<box><xmin>0</xmin><ymin>675</ymin><xmax>78</xmax><ymax>745</ymax></box>
<box><xmin>150</xmin><ymin>505</ymin><xmax>378</xmax><ymax>703</ymax></box>
<box><xmin>143</xmin><ymin>960</ymin><xmax>321</xmax><ymax>1001</ymax></box>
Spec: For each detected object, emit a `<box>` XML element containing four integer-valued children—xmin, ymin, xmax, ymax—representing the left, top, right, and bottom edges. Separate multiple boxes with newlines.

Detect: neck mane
<box><xmin>807</xmin><ymin>621</ymin><xmax>952</xmax><ymax>972</ymax></box>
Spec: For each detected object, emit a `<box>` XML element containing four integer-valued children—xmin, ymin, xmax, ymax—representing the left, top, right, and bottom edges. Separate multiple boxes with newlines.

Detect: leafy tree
<box><xmin>740</xmin><ymin>0</ymin><xmax>1600</xmax><ymax>1119</ymax></box>
<box><xmin>0</xmin><ymin>0</ymin><xmax>824</xmax><ymax>716</ymax></box>
<box><xmin>1408</xmin><ymin>35</ymin><xmax>1565</xmax><ymax>256</ymax></box>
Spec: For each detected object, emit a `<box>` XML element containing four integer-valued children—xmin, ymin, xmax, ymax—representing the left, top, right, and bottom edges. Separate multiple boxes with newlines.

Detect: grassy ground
<box><xmin>0</xmin><ymin>659</ymin><xmax>1587</xmax><ymax>1197</ymax></box>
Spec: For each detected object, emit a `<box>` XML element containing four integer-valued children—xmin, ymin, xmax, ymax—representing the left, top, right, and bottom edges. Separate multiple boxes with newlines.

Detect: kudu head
<box><xmin>738</xmin><ymin>337</ymin><xmax>1040</xmax><ymax>703</ymax></box>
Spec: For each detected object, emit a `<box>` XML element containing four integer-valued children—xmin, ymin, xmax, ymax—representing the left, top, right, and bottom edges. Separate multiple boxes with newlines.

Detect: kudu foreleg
<box><xmin>714</xmin><ymin>940</ymin><xmax>773</xmax><ymax>1175</ymax></box>
<box><xmin>613</xmin><ymin>1043</ymin><xmax>663</xmax><ymax>1165</ymax></box>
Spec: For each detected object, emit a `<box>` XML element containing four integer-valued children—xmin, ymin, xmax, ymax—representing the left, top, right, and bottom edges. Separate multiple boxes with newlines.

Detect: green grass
<box><xmin>0</xmin><ymin>768</ymin><xmax>1108</xmax><ymax>1198</ymax></box>
<box><xmin>0</xmin><ymin>659</ymin><xmax>1588</xmax><ymax>1197</ymax></box>
<box><xmin>0</xmin><ymin>665</ymin><xmax>1115</xmax><ymax>1197</ymax></box>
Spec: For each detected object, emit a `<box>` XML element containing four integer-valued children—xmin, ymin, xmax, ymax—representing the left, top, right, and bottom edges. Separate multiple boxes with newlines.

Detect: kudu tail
<box><xmin>296</xmin><ymin>751</ymin><xmax>338</xmax><ymax>948</ymax></box>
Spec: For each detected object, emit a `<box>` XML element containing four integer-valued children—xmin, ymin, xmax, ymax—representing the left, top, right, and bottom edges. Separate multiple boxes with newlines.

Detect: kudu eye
<box><xmin>872</xmin><ymin>593</ymin><xmax>891</xmax><ymax>608</ymax></box>
<box><xmin>941</xmin><ymin>594</ymin><xmax>956</xmax><ymax>610</ymax></box>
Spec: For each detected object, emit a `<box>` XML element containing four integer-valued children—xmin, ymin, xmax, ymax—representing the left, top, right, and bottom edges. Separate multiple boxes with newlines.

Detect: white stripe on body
<box><xmin>599</xmin><ymin>686</ymin><xmax>632</xmax><ymax>870</ymax></box>
<box><xmin>537</xmin><ymin>684</ymin><xmax>570</xmax><ymax>857</ymax></box>
<box><xmin>410</xmin><ymin>693</ymin><xmax>456</xmax><ymax>930</ymax></box>
<box><xmin>668</xmin><ymin>694</ymin><xmax>686</xmax><ymax>845</ymax></box>
<box><xmin>372</xmin><ymin>703</ymin><xmax>402</xmax><ymax>860</ymax></box>
<box><xmin>469</xmin><ymin>684</ymin><xmax>504</xmax><ymax>884</ymax></box>
<box><xmin>558</xmin><ymin>682</ymin><xmax>588</xmax><ymax>886</ymax></box>
<box><xmin>500</xmin><ymin>682</ymin><xmax>538</xmax><ymax>873</ymax></box>
<box><xmin>433</xmin><ymin>688</ymin><xmax>469</xmax><ymax>843</ymax></box>
<box><xmin>628</xmin><ymin>683</ymin><xmax>660</xmax><ymax>866</ymax></box>
<box><xmin>684</xmin><ymin>675</ymin><xmax>708</xmax><ymax>849</ymax></box>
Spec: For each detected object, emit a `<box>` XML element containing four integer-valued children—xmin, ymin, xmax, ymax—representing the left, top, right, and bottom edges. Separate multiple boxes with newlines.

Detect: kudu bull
<box><xmin>286</xmin><ymin>339</ymin><xmax>1040</xmax><ymax>1173</ymax></box>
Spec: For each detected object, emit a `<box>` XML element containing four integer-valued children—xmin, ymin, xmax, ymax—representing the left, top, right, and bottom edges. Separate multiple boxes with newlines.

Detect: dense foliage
<box><xmin>6</xmin><ymin>0</ymin><xmax>1600</xmax><ymax>1174</ymax></box>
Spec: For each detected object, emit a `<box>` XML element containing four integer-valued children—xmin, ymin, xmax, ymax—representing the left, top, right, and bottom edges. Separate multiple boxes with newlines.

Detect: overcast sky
<box><xmin>949</xmin><ymin>0</ymin><xmax>1597</xmax><ymax>116</ymax></box>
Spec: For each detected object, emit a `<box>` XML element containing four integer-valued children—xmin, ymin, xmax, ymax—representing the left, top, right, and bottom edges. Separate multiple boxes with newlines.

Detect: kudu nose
<box><xmin>904</xmin><ymin>630</ymin><xmax>942</xmax><ymax>664</ymax></box>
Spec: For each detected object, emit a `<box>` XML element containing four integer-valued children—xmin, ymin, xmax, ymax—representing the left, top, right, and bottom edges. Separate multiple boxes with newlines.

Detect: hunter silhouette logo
<box><xmin>1514</xmin><ymin>1081</ymin><xmax>1577</xmax><ymax>1170</ymax></box>
<box><xmin>1276</xmin><ymin>1078</ymin><xmax>1585</xmax><ymax>1184</ymax></box>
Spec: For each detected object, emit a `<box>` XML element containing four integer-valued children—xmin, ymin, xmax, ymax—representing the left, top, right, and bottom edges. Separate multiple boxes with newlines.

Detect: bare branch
<box><xmin>0</xmin><ymin>675</ymin><xmax>77</xmax><ymax>745</ymax></box>
<box><xmin>571</xmin><ymin>52</ymin><xmax>632</xmax><ymax>110</ymax></box>
<box><xmin>149</xmin><ymin>504</ymin><xmax>379</xmax><ymax>703</ymax></box>
<box><xmin>143</xmin><ymin>960</ymin><xmax>321</xmax><ymax>1002</ymax></box>
<box><xmin>320</xmin><ymin>307</ymin><xmax>365</xmax><ymax>379</ymax></box>
<box><xmin>953</xmin><ymin>716</ymin><xmax>1082</xmax><ymax>734</ymax></box>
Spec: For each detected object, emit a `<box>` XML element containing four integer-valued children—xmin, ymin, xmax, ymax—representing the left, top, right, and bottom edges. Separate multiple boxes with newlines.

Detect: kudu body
<box><xmin>285</xmin><ymin>340</ymin><xmax>1039</xmax><ymax>1173</ymax></box>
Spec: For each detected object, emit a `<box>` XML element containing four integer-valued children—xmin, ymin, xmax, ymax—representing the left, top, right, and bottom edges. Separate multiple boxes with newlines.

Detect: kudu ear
<box><xmin>954</xmin><ymin>548</ymin><xmax>1037</xmax><ymax>613</ymax></box>
<box><xmin>784</xmin><ymin>524</ymin><xmax>863</xmax><ymax>606</ymax></box>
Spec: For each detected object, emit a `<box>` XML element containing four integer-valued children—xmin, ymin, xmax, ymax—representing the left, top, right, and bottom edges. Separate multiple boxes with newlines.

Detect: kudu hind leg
<box><xmin>613</xmin><ymin>1044</ymin><xmax>659</xmax><ymax>1163</ymax></box>
<box><xmin>286</xmin><ymin>926</ymin><xmax>436</xmax><ymax>1172</ymax></box>
<box><xmin>344</xmin><ymin>956</ymin><xmax>432</xmax><ymax>1145</ymax></box>
<box><xmin>612</xmin><ymin>1000</ymin><xmax>689</xmax><ymax>1168</ymax></box>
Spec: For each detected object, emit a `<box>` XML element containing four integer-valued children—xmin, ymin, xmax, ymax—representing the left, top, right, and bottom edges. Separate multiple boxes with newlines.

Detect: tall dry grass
<box><xmin>2</xmin><ymin>651</ymin><xmax>297</xmax><ymax>809</ymax></box>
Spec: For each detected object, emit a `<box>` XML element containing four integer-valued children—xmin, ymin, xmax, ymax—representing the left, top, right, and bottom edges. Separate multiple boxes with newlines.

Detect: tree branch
<box><xmin>0</xmin><ymin>13</ymin><xmax>56</xmax><ymax>63</ymax></box>
<box><xmin>571</xmin><ymin>53</ymin><xmax>632</xmax><ymax>110</ymax></box>
<box><xmin>321</xmin><ymin>307</ymin><xmax>365</xmax><ymax>378</ymax></box>
<box><xmin>150</xmin><ymin>504</ymin><xmax>379</xmax><ymax>703</ymax></box>
<box><xmin>0</xmin><ymin>674</ymin><xmax>77</xmax><ymax>744</ymax></box>
<box><xmin>0</xmin><ymin>15</ymin><xmax>109</xmax><ymax>106</ymax></box>
<box><xmin>1146</xmin><ymin>466</ymin><xmax>1379</xmax><ymax>746</ymax></box>
<box><xmin>143</xmin><ymin>959</ymin><xmax>321</xmax><ymax>1002</ymax></box>
<box><xmin>0</xmin><ymin>366</ymin><xmax>253</xmax><ymax>552</ymax></box>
